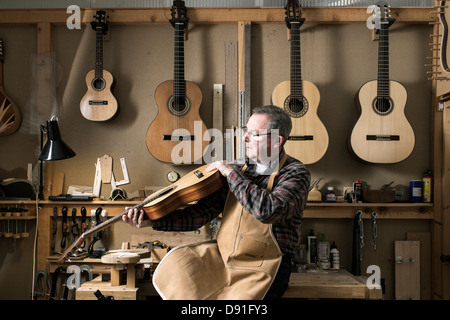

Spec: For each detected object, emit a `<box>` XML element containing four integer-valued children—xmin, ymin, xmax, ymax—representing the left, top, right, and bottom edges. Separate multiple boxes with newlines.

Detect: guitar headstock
<box><xmin>285</xmin><ymin>0</ymin><xmax>305</xmax><ymax>29</ymax></box>
<box><xmin>372</xmin><ymin>1</ymin><xmax>395</xmax><ymax>29</ymax></box>
<box><xmin>91</xmin><ymin>10</ymin><xmax>109</xmax><ymax>34</ymax></box>
<box><xmin>170</xmin><ymin>0</ymin><xmax>189</xmax><ymax>29</ymax></box>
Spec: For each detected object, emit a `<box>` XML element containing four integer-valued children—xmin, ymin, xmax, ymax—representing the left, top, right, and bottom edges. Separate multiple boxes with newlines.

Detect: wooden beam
<box><xmin>0</xmin><ymin>7</ymin><xmax>434</xmax><ymax>25</ymax></box>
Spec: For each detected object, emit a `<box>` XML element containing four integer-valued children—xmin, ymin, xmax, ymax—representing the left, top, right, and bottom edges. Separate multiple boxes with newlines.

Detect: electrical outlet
<box><xmin>343</xmin><ymin>187</ymin><xmax>352</xmax><ymax>196</ymax></box>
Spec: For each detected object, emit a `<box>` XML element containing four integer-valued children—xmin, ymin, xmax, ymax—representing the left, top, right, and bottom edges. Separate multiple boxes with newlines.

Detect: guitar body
<box><xmin>0</xmin><ymin>88</ymin><xmax>21</xmax><ymax>136</ymax></box>
<box><xmin>350</xmin><ymin>79</ymin><xmax>414</xmax><ymax>163</ymax></box>
<box><xmin>80</xmin><ymin>69</ymin><xmax>118</xmax><ymax>121</ymax></box>
<box><xmin>439</xmin><ymin>0</ymin><xmax>450</xmax><ymax>72</ymax></box>
<box><xmin>146</xmin><ymin>80</ymin><xmax>209</xmax><ymax>164</ymax></box>
<box><xmin>143</xmin><ymin>164</ymin><xmax>225</xmax><ymax>220</ymax></box>
<box><xmin>271</xmin><ymin>79</ymin><xmax>328</xmax><ymax>164</ymax></box>
<box><xmin>0</xmin><ymin>39</ymin><xmax>21</xmax><ymax>136</ymax></box>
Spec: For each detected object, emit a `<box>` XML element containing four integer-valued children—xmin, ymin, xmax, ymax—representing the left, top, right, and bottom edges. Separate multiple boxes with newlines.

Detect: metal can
<box><xmin>409</xmin><ymin>180</ymin><xmax>422</xmax><ymax>202</ymax></box>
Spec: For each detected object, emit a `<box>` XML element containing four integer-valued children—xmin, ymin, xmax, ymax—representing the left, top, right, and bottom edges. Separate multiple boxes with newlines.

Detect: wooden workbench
<box><xmin>283</xmin><ymin>269</ymin><xmax>382</xmax><ymax>299</ymax></box>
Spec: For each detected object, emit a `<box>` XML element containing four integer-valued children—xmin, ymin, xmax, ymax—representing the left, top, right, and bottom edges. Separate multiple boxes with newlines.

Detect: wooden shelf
<box><xmin>0</xmin><ymin>7</ymin><xmax>433</xmax><ymax>25</ymax></box>
<box><xmin>0</xmin><ymin>200</ymin><xmax>432</xmax><ymax>219</ymax></box>
<box><xmin>304</xmin><ymin>202</ymin><xmax>433</xmax><ymax>219</ymax></box>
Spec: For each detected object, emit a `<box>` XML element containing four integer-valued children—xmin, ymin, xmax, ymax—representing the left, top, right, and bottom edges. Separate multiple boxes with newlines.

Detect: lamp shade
<box><xmin>38</xmin><ymin>119</ymin><xmax>76</xmax><ymax>161</ymax></box>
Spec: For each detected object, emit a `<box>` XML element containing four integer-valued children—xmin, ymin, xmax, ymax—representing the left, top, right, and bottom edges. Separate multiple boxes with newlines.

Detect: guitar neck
<box><xmin>58</xmin><ymin>195</ymin><xmax>157</xmax><ymax>263</ymax></box>
<box><xmin>377</xmin><ymin>21</ymin><xmax>390</xmax><ymax>98</ymax></box>
<box><xmin>0</xmin><ymin>39</ymin><xmax>4</xmax><ymax>88</ymax></box>
<box><xmin>95</xmin><ymin>27</ymin><xmax>104</xmax><ymax>79</ymax></box>
<box><xmin>174</xmin><ymin>22</ymin><xmax>186</xmax><ymax>99</ymax></box>
<box><xmin>290</xmin><ymin>22</ymin><xmax>302</xmax><ymax>99</ymax></box>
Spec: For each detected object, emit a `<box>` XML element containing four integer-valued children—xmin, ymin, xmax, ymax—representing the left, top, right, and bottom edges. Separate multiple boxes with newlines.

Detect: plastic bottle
<box><xmin>330</xmin><ymin>241</ymin><xmax>340</xmax><ymax>270</ymax></box>
<box><xmin>423</xmin><ymin>169</ymin><xmax>432</xmax><ymax>203</ymax></box>
<box><xmin>318</xmin><ymin>233</ymin><xmax>330</xmax><ymax>269</ymax></box>
<box><xmin>307</xmin><ymin>230</ymin><xmax>317</xmax><ymax>264</ymax></box>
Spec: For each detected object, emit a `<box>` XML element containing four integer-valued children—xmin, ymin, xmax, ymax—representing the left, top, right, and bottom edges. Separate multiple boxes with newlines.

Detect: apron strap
<box><xmin>241</xmin><ymin>153</ymin><xmax>288</xmax><ymax>193</ymax></box>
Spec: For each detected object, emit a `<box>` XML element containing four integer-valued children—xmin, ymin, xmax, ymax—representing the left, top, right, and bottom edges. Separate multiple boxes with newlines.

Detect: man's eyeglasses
<box><xmin>242</xmin><ymin>127</ymin><xmax>272</xmax><ymax>139</ymax></box>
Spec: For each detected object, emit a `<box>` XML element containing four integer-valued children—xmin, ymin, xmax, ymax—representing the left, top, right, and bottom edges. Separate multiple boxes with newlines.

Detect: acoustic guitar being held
<box><xmin>271</xmin><ymin>0</ymin><xmax>329</xmax><ymax>165</ymax></box>
<box><xmin>80</xmin><ymin>10</ymin><xmax>118</xmax><ymax>121</ymax></box>
<box><xmin>146</xmin><ymin>0</ymin><xmax>209</xmax><ymax>164</ymax></box>
<box><xmin>57</xmin><ymin>165</ymin><xmax>225</xmax><ymax>264</ymax></box>
<box><xmin>349</xmin><ymin>1</ymin><xmax>414</xmax><ymax>164</ymax></box>
<box><xmin>0</xmin><ymin>39</ymin><xmax>21</xmax><ymax>136</ymax></box>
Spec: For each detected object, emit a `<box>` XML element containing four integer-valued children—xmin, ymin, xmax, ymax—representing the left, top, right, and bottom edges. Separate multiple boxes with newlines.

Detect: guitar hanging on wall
<box><xmin>349</xmin><ymin>1</ymin><xmax>414</xmax><ymax>164</ymax></box>
<box><xmin>439</xmin><ymin>0</ymin><xmax>450</xmax><ymax>73</ymax></box>
<box><xmin>0</xmin><ymin>39</ymin><xmax>21</xmax><ymax>136</ymax></box>
<box><xmin>271</xmin><ymin>0</ymin><xmax>329</xmax><ymax>165</ymax></box>
<box><xmin>146</xmin><ymin>0</ymin><xmax>209</xmax><ymax>164</ymax></box>
<box><xmin>80</xmin><ymin>10</ymin><xmax>118</xmax><ymax>121</ymax></box>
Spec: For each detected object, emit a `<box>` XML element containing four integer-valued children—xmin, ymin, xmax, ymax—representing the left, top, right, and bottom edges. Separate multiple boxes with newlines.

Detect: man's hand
<box><xmin>206</xmin><ymin>160</ymin><xmax>234</xmax><ymax>177</ymax></box>
<box><xmin>122</xmin><ymin>207</ymin><xmax>152</xmax><ymax>228</ymax></box>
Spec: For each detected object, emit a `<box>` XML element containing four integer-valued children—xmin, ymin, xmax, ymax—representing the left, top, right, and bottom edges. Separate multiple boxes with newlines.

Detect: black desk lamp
<box><xmin>38</xmin><ymin>116</ymin><xmax>75</xmax><ymax>199</ymax></box>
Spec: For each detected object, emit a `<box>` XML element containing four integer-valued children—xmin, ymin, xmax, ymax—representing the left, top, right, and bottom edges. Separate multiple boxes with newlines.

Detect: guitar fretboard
<box><xmin>290</xmin><ymin>22</ymin><xmax>302</xmax><ymax>99</ymax></box>
<box><xmin>377</xmin><ymin>20</ymin><xmax>390</xmax><ymax>99</ymax></box>
<box><xmin>174</xmin><ymin>22</ymin><xmax>186</xmax><ymax>100</ymax></box>
<box><xmin>95</xmin><ymin>27</ymin><xmax>104</xmax><ymax>80</ymax></box>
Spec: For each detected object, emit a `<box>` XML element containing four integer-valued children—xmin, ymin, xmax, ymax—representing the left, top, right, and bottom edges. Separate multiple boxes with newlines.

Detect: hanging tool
<box><xmin>49</xmin><ymin>266</ymin><xmax>69</xmax><ymax>300</ymax></box>
<box><xmin>60</xmin><ymin>206</ymin><xmax>68</xmax><ymax>249</ymax></box>
<box><xmin>88</xmin><ymin>207</ymin><xmax>103</xmax><ymax>257</ymax></box>
<box><xmin>33</xmin><ymin>270</ymin><xmax>50</xmax><ymax>299</ymax></box>
<box><xmin>80</xmin><ymin>206</ymin><xmax>87</xmax><ymax>248</ymax></box>
<box><xmin>71</xmin><ymin>208</ymin><xmax>79</xmax><ymax>244</ymax></box>
<box><xmin>371</xmin><ymin>211</ymin><xmax>377</xmax><ymax>251</ymax></box>
<box><xmin>351</xmin><ymin>210</ymin><xmax>363</xmax><ymax>276</ymax></box>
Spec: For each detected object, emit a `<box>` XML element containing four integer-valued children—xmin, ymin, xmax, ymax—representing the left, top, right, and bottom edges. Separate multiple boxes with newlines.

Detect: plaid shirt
<box><xmin>152</xmin><ymin>152</ymin><xmax>311</xmax><ymax>256</ymax></box>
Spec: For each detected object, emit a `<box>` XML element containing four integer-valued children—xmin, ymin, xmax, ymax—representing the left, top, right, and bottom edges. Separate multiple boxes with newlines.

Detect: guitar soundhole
<box><xmin>91</xmin><ymin>78</ymin><xmax>106</xmax><ymax>91</ymax></box>
<box><xmin>373</xmin><ymin>97</ymin><xmax>393</xmax><ymax>116</ymax></box>
<box><xmin>284</xmin><ymin>95</ymin><xmax>308</xmax><ymax>118</ymax></box>
<box><xmin>168</xmin><ymin>95</ymin><xmax>191</xmax><ymax>116</ymax></box>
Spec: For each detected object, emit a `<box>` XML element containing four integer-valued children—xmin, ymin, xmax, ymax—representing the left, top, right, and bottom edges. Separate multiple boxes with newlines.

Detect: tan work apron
<box><xmin>152</xmin><ymin>156</ymin><xmax>286</xmax><ymax>300</ymax></box>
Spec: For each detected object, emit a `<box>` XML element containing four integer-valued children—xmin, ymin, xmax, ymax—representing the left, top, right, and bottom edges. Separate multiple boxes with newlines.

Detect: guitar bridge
<box><xmin>89</xmin><ymin>100</ymin><xmax>108</xmax><ymax>105</ymax></box>
<box><xmin>288</xmin><ymin>135</ymin><xmax>313</xmax><ymax>141</ymax></box>
<box><xmin>366</xmin><ymin>135</ymin><xmax>400</xmax><ymax>141</ymax></box>
<box><xmin>163</xmin><ymin>135</ymin><xmax>195</xmax><ymax>141</ymax></box>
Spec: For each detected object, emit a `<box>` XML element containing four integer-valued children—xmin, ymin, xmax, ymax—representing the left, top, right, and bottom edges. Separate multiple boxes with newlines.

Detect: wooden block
<box><xmin>395</xmin><ymin>240</ymin><xmax>420</xmax><ymax>300</ymax></box>
<box><xmin>51</xmin><ymin>171</ymin><xmax>64</xmax><ymax>196</ymax></box>
<box><xmin>283</xmin><ymin>269</ymin><xmax>377</xmax><ymax>299</ymax></box>
<box><xmin>76</xmin><ymin>276</ymin><xmax>138</xmax><ymax>300</ymax></box>
<box><xmin>126</xmin><ymin>264</ymin><xmax>136</xmax><ymax>289</ymax></box>
<box><xmin>100</xmin><ymin>154</ymin><xmax>112</xmax><ymax>183</ymax></box>
<box><xmin>407</xmin><ymin>232</ymin><xmax>431</xmax><ymax>300</ymax></box>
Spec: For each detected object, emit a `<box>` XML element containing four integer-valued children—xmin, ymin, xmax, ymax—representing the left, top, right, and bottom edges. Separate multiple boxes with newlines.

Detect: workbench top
<box><xmin>283</xmin><ymin>269</ymin><xmax>382</xmax><ymax>299</ymax></box>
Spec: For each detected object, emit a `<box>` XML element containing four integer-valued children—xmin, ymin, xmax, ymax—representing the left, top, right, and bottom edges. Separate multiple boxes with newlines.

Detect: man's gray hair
<box><xmin>252</xmin><ymin>105</ymin><xmax>292</xmax><ymax>144</ymax></box>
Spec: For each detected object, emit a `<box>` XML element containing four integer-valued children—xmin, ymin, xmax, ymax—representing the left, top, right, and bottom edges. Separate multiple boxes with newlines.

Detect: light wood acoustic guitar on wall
<box><xmin>0</xmin><ymin>39</ymin><xmax>21</xmax><ymax>136</ymax></box>
<box><xmin>349</xmin><ymin>1</ymin><xmax>414</xmax><ymax>164</ymax></box>
<box><xmin>271</xmin><ymin>0</ymin><xmax>329</xmax><ymax>165</ymax></box>
<box><xmin>146</xmin><ymin>0</ymin><xmax>209</xmax><ymax>164</ymax></box>
<box><xmin>80</xmin><ymin>10</ymin><xmax>118</xmax><ymax>121</ymax></box>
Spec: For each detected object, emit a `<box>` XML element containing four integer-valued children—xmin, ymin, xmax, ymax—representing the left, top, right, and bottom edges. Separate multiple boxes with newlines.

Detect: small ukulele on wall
<box><xmin>0</xmin><ymin>39</ymin><xmax>21</xmax><ymax>136</ymax></box>
<box><xmin>271</xmin><ymin>0</ymin><xmax>329</xmax><ymax>165</ymax></box>
<box><xmin>146</xmin><ymin>0</ymin><xmax>209</xmax><ymax>164</ymax></box>
<box><xmin>80</xmin><ymin>10</ymin><xmax>118</xmax><ymax>121</ymax></box>
<box><xmin>349</xmin><ymin>1</ymin><xmax>414</xmax><ymax>164</ymax></box>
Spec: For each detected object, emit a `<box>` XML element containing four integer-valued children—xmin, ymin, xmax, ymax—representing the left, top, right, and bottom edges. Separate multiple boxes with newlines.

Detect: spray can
<box><xmin>423</xmin><ymin>169</ymin><xmax>432</xmax><ymax>203</ymax></box>
<box><xmin>307</xmin><ymin>230</ymin><xmax>317</xmax><ymax>264</ymax></box>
